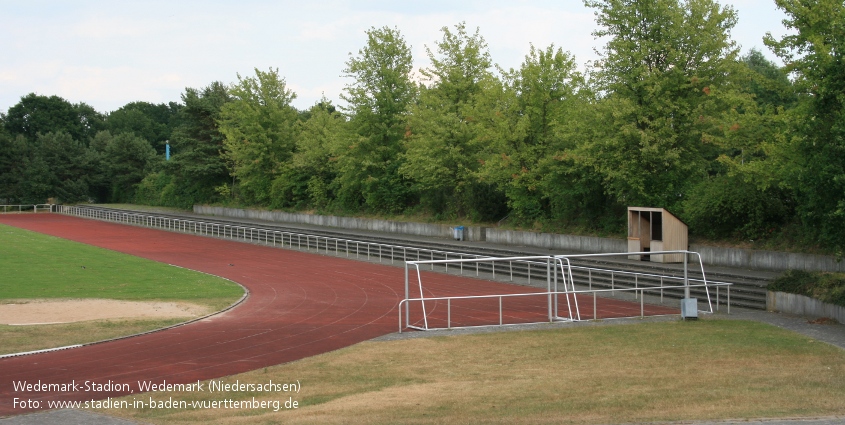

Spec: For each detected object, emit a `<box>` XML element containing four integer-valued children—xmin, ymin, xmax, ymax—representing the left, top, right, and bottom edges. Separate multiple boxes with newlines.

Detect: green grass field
<box><xmin>0</xmin><ymin>223</ymin><xmax>244</xmax><ymax>354</ymax></box>
<box><xmin>100</xmin><ymin>319</ymin><xmax>845</xmax><ymax>425</ymax></box>
<box><xmin>0</xmin><ymin>223</ymin><xmax>243</xmax><ymax>307</ymax></box>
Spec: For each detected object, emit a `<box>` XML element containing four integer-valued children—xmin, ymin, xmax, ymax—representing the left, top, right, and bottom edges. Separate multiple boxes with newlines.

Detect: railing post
<box><xmin>640</xmin><ymin>290</ymin><xmax>644</xmax><ymax>318</ymax></box>
<box><xmin>404</xmin><ymin>262</ymin><xmax>410</xmax><ymax>328</ymax></box>
<box><xmin>447</xmin><ymin>298</ymin><xmax>451</xmax><ymax>329</ymax></box>
<box><xmin>499</xmin><ymin>296</ymin><xmax>503</xmax><ymax>326</ymax></box>
<box><xmin>684</xmin><ymin>252</ymin><xmax>690</xmax><ymax>299</ymax></box>
<box><xmin>547</xmin><ymin>258</ymin><xmax>552</xmax><ymax>322</ymax></box>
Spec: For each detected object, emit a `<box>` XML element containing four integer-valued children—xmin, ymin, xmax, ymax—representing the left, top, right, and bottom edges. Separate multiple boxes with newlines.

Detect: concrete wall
<box><xmin>691</xmin><ymin>244</ymin><xmax>845</xmax><ymax>273</ymax></box>
<box><xmin>767</xmin><ymin>291</ymin><xmax>845</xmax><ymax>323</ymax></box>
<box><xmin>194</xmin><ymin>205</ymin><xmax>845</xmax><ymax>273</ymax></box>
<box><xmin>194</xmin><ymin>205</ymin><xmax>487</xmax><ymax>242</ymax></box>
<box><xmin>484</xmin><ymin>228</ymin><xmax>626</xmax><ymax>253</ymax></box>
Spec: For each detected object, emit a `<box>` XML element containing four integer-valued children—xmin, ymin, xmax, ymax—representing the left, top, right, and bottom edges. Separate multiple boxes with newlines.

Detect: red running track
<box><xmin>0</xmin><ymin>214</ymin><xmax>677</xmax><ymax>416</ymax></box>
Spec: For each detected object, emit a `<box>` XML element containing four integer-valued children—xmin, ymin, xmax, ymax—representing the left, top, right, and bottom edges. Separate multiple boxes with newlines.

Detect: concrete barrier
<box><xmin>691</xmin><ymin>244</ymin><xmax>845</xmax><ymax>273</ymax></box>
<box><xmin>193</xmin><ymin>206</ymin><xmax>488</xmax><ymax>242</ymax></box>
<box><xmin>193</xmin><ymin>205</ymin><xmax>845</xmax><ymax>273</ymax></box>
<box><xmin>767</xmin><ymin>291</ymin><xmax>845</xmax><ymax>323</ymax></box>
<box><xmin>485</xmin><ymin>228</ymin><xmax>626</xmax><ymax>253</ymax></box>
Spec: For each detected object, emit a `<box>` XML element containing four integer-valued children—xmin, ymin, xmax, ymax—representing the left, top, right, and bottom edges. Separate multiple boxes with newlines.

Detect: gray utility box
<box><xmin>681</xmin><ymin>298</ymin><xmax>698</xmax><ymax>319</ymax></box>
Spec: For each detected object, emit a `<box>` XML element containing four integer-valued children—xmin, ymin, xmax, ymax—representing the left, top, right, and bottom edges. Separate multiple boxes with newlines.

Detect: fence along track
<box><xmin>58</xmin><ymin>205</ymin><xmax>743</xmax><ymax>311</ymax></box>
<box><xmin>0</xmin><ymin>204</ymin><xmax>53</xmax><ymax>213</ymax></box>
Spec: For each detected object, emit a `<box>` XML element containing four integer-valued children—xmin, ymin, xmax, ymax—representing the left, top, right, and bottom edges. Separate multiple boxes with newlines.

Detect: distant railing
<box><xmin>57</xmin><ymin>205</ymin><xmax>493</xmax><ymax>268</ymax></box>
<box><xmin>56</xmin><ymin>205</ymin><xmax>734</xmax><ymax>331</ymax></box>
<box><xmin>0</xmin><ymin>204</ymin><xmax>53</xmax><ymax>213</ymax></box>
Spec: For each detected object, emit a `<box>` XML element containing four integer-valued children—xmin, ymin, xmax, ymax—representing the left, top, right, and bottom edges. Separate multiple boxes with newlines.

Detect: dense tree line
<box><xmin>1</xmin><ymin>0</ymin><xmax>843</xmax><ymax>253</ymax></box>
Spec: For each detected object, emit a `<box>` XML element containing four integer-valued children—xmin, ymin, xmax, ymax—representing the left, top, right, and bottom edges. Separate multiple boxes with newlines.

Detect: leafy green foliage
<box><xmin>90</xmin><ymin>131</ymin><xmax>158</xmax><ymax>202</ymax></box>
<box><xmin>162</xmin><ymin>82</ymin><xmax>233</xmax><ymax>208</ymax></box>
<box><xmin>3</xmin><ymin>12</ymin><xmax>844</xmax><ymax>253</ymax></box>
<box><xmin>769</xmin><ymin>270</ymin><xmax>845</xmax><ymax>308</ymax></box>
<box><xmin>682</xmin><ymin>174</ymin><xmax>792</xmax><ymax>239</ymax></box>
<box><xmin>281</xmin><ymin>100</ymin><xmax>348</xmax><ymax>210</ymax></box>
<box><xmin>105</xmin><ymin>101</ymin><xmax>181</xmax><ymax>154</ymax></box>
<box><xmin>337</xmin><ymin>26</ymin><xmax>417</xmax><ymax>213</ymax></box>
<box><xmin>402</xmin><ymin>23</ymin><xmax>504</xmax><ymax>220</ymax></box>
<box><xmin>479</xmin><ymin>44</ymin><xmax>587</xmax><ymax>224</ymax></box>
<box><xmin>3</xmin><ymin>93</ymin><xmax>104</xmax><ymax>143</ymax></box>
<box><xmin>765</xmin><ymin>0</ymin><xmax>845</xmax><ymax>253</ymax></box>
<box><xmin>219</xmin><ymin>68</ymin><xmax>299</xmax><ymax>205</ymax></box>
<box><xmin>741</xmin><ymin>48</ymin><xmax>797</xmax><ymax>110</ymax></box>
<box><xmin>583</xmin><ymin>0</ymin><xmax>748</xmax><ymax>210</ymax></box>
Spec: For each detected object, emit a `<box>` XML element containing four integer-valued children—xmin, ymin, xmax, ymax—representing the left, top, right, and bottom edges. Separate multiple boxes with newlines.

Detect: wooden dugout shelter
<box><xmin>627</xmin><ymin>207</ymin><xmax>688</xmax><ymax>263</ymax></box>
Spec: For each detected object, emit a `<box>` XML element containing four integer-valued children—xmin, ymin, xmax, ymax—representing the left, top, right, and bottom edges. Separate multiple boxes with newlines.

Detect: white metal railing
<box><xmin>57</xmin><ymin>205</ymin><xmax>497</xmax><ymax>269</ymax></box>
<box><xmin>400</xmin><ymin>250</ymin><xmax>732</xmax><ymax>332</ymax></box>
<box><xmin>56</xmin><ymin>206</ymin><xmax>733</xmax><ymax>331</ymax></box>
<box><xmin>398</xmin><ymin>281</ymin><xmax>732</xmax><ymax>332</ymax></box>
<box><xmin>0</xmin><ymin>204</ymin><xmax>53</xmax><ymax>213</ymax></box>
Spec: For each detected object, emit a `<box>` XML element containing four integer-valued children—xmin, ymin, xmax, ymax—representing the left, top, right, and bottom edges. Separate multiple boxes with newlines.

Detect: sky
<box><xmin>0</xmin><ymin>0</ymin><xmax>791</xmax><ymax>114</ymax></box>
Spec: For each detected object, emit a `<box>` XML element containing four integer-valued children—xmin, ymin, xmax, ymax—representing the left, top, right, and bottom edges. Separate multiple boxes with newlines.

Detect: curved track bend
<box><xmin>0</xmin><ymin>213</ymin><xmax>674</xmax><ymax>416</ymax></box>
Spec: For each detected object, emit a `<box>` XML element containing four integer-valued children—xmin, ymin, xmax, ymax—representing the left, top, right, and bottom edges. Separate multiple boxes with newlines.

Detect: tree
<box><xmin>4</xmin><ymin>94</ymin><xmax>104</xmax><ymax>143</ymax></box>
<box><xmin>218</xmin><ymin>68</ymin><xmax>299</xmax><ymax>205</ymax></box>
<box><xmin>90</xmin><ymin>131</ymin><xmax>157</xmax><ymax>202</ymax></box>
<box><xmin>160</xmin><ymin>82</ymin><xmax>233</xmax><ymax>207</ymax></box>
<box><xmin>741</xmin><ymin>48</ymin><xmax>797</xmax><ymax>110</ymax></box>
<box><xmin>582</xmin><ymin>0</ymin><xmax>747</xmax><ymax>211</ymax></box>
<box><xmin>106</xmin><ymin>101</ymin><xmax>181</xmax><ymax>154</ymax></box>
<box><xmin>336</xmin><ymin>26</ymin><xmax>417</xmax><ymax>212</ymax></box>
<box><xmin>765</xmin><ymin>0</ymin><xmax>845</xmax><ymax>251</ymax></box>
<box><xmin>479</xmin><ymin>44</ymin><xmax>588</xmax><ymax>224</ymax></box>
<box><xmin>0</xmin><ymin>128</ymin><xmax>27</xmax><ymax>203</ymax></box>
<box><xmin>402</xmin><ymin>23</ymin><xmax>502</xmax><ymax>220</ymax></box>
<box><xmin>278</xmin><ymin>100</ymin><xmax>349</xmax><ymax>209</ymax></box>
<box><xmin>21</xmin><ymin>132</ymin><xmax>96</xmax><ymax>203</ymax></box>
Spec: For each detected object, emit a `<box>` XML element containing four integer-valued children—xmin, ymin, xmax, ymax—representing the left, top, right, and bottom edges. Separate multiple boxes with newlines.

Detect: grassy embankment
<box><xmin>0</xmin><ymin>223</ymin><xmax>243</xmax><ymax>354</ymax></box>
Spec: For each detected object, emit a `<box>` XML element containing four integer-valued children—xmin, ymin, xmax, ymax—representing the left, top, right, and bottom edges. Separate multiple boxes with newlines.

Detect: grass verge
<box><xmin>0</xmin><ymin>223</ymin><xmax>243</xmax><ymax>354</ymax></box>
<box><xmin>97</xmin><ymin>319</ymin><xmax>845</xmax><ymax>424</ymax></box>
<box><xmin>0</xmin><ymin>223</ymin><xmax>243</xmax><ymax>309</ymax></box>
<box><xmin>0</xmin><ymin>319</ymin><xmax>187</xmax><ymax>355</ymax></box>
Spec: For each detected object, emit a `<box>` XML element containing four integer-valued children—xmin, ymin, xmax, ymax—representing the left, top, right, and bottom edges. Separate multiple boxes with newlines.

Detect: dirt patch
<box><xmin>808</xmin><ymin>317</ymin><xmax>839</xmax><ymax>325</ymax></box>
<box><xmin>0</xmin><ymin>299</ymin><xmax>212</xmax><ymax>325</ymax></box>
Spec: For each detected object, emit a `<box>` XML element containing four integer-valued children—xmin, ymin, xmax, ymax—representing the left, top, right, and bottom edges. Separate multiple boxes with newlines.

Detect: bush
<box><xmin>769</xmin><ymin>269</ymin><xmax>845</xmax><ymax>307</ymax></box>
<box><xmin>682</xmin><ymin>174</ymin><xmax>793</xmax><ymax>240</ymax></box>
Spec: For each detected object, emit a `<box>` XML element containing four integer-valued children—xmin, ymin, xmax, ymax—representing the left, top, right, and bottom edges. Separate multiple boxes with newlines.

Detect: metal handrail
<box><xmin>58</xmin><ymin>206</ymin><xmax>734</xmax><ymax>331</ymax></box>
<box><xmin>0</xmin><ymin>204</ymin><xmax>53</xmax><ymax>213</ymax></box>
<box><xmin>398</xmin><ymin>281</ymin><xmax>732</xmax><ymax>332</ymax></box>
<box><xmin>59</xmin><ymin>205</ymin><xmax>495</xmax><ymax>266</ymax></box>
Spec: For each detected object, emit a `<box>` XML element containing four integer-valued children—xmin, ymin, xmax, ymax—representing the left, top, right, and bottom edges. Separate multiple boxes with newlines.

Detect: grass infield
<box><xmin>99</xmin><ymin>319</ymin><xmax>845</xmax><ymax>425</ymax></box>
<box><xmin>0</xmin><ymin>223</ymin><xmax>243</xmax><ymax>354</ymax></box>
